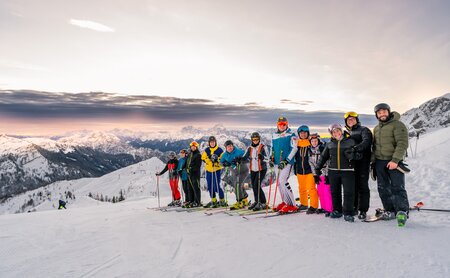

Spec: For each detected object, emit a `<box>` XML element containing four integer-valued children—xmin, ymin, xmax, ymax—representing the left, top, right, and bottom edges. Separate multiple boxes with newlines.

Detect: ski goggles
<box><xmin>344</xmin><ymin>111</ymin><xmax>358</xmax><ymax>119</ymax></box>
<box><xmin>190</xmin><ymin>141</ymin><xmax>199</xmax><ymax>147</ymax></box>
<box><xmin>251</xmin><ymin>137</ymin><xmax>260</xmax><ymax>141</ymax></box>
<box><xmin>309</xmin><ymin>133</ymin><xmax>320</xmax><ymax>140</ymax></box>
<box><xmin>277</xmin><ymin>121</ymin><xmax>288</xmax><ymax>127</ymax></box>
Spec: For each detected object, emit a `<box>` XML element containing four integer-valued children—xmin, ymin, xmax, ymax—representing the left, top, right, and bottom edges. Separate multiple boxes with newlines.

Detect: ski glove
<box><xmin>155</xmin><ymin>172</ymin><xmax>161</xmax><ymax>176</ymax></box>
<box><xmin>268</xmin><ymin>161</ymin><xmax>274</xmax><ymax>168</ymax></box>
<box><xmin>325</xmin><ymin>175</ymin><xmax>330</xmax><ymax>185</ymax></box>
<box><xmin>210</xmin><ymin>154</ymin><xmax>219</xmax><ymax>163</ymax></box>
<box><xmin>278</xmin><ymin>160</ymin><xmax>288</xmax><ymax>170</ymax></box>
<box><xmin>222</xmin><ymin>161</ymin><xmax>231</xmax><ymax>167</ymax></box>
<box><xmin>232</xmin><ymin>156</ymin><xmax>242</xmax><ymax>164</ymax></box>
<box><xmin>314</xmin><ymin>175</ymin><xmax>320</xmax><ymax>184</ymax></box>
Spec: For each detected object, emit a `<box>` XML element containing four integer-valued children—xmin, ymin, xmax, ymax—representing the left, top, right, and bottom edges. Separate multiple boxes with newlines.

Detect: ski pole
<box><xmin>156</xmin><ymin>174</ymin><xmax>160</xmax><ymax>208</ymax></box>
<box><xmin>272</xmin><ymin>150</ymin><xmax>283</xmax><ymax>210</ymax></box>
<box><xmin>411</xmin><ymin>201</ymin><xmax>450</xmax><ymax>212</ymax></box>
<box><xmin>266</xmin><ymin>152</ymin><xmax>275</xmax><ymax>215</ymax></box>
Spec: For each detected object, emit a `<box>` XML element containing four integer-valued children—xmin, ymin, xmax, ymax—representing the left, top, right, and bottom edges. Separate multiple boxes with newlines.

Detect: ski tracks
<box><xmin>78</xmin><ymin>254</ymin><xmax>122</xmax><ymax>278</ymax></box>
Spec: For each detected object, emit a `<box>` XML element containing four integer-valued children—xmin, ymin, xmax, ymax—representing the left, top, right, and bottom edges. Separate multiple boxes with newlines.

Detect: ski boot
<box><xmin>344</xmin><ymin>214</ymin><xmax>355</xmax><ymax>222</ymax></box>
<box><xmin>230</xmin><ymin>201</ymin><xmax>242</xmax><ymax>210</ymax></box>
<box><xmin>173</xmin><ymin>200</ymin><xmax>182</xmax><ymax>207</ymax></box>
<box><xmin>396</xmin><ymin>211</ymin><xmax>408</xmax><ymax>227</ymax></box>
<box><xmin>248</xmin><ymin>202</ymin><xmax>257</xmax><ymax>210</ymax></box>
<box><xmin>273</xmin><ymin>202</ymin><xmax>287</xmax><ymax>212</ymax></box>
<box><xmin>358</xmin><ymin>211</ymin><xmax>367</xmax><ymax>220</ymax></box>
<box><xmin>181</xmin><ymin>202</ymin><xmax>191</xmax><ymax>208</ymax></box>
<box><xmin>382</xmin><ymin>211</ymin><xmax>396</xmax><ymax>221</ymax></box>
<box><xmin>330</xmin><ymin>211</ymin><xmax>343</xmax><ymax>218</ymax></box>
<box><xmin>298</xmin><ymin>205</ymin><xmax>309</xmax><ymax>211</ymax></box>
<box><xmin>241</xmin><ymin>198</ymin><xmax>249</xmax><ymax>208</ymax></box>
<box><xmin>306</xmin><ymin>207</ymin><xmax>317</xmax><ymax>215</ymax></box>
<box><xmin>203</xmin><ymin>198</ymin><xmax>217</xmax><ymax>208</ymax></box>
<box><xmin>218</xmin><ymin>198</ymin><xmax>228</xmax><ymax>207</ymax></box>
<box><xmin>279</xmin><ymin>204</ymin><xmax>298</xmax><ymax>214</ymax></box>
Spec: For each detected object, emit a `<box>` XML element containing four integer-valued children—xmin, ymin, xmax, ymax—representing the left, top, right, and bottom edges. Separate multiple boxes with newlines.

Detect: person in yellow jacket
<box><xmin>294</xmin><ymin>125</ymin><xmax>319</xmax><ymax>214</ymax></box>
<box><xmin>201</xmin><ymin>136</ymin><xmax>226</xmax><ymax>208</ymax></box>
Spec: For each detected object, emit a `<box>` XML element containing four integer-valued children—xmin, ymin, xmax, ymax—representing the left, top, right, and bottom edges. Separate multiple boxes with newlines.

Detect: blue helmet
<box><xmin>297</xmin><ymin>125</ymin><xmax>310</xmax><ymax>135</ymax></box>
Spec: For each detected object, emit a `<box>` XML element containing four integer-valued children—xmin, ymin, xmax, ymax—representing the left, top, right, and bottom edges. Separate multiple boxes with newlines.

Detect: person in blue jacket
<box><xmin>176</xmin><ymin>149</ymin><xmax>189</xmax><ymax>206</ymax></box>
<box><xmin>271</xmin><ymin>116</ymin><xmax>298</xmax><ymax>213</ymax></box>
<box><xmin>220</xmin><ymin>140</ymin><xmax>249</xmax><ymax>210</ymax></box>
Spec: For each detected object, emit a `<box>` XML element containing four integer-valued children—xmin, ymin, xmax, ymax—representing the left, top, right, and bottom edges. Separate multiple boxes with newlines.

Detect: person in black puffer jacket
<box><xmin>344</xmin><ymin>111</ymin><xmax>373</xmax><ymax>219</ymax></box>
<box><xmin>316</xmin><ymin>123</ymin><xmax>362</xmax><ymax>222</ymax></box>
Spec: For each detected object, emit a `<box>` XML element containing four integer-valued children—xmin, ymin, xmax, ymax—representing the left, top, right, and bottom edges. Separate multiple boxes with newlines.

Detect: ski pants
<box><xmin>354</xmin><ymin>160</ymin><xmax>370</xmax><ymax>212</ymax></box>
<box><xmin>375</xmin><ymin>160</ymin><xmax>410</xmax><ymax>213</ymax></box>
<box><xmin>181</xmin><ymin>179</ymin><xmax>188</xmax><ymax>201</ymax></box>
<box><xmin>275</xmin><ymin>165</ymin><xmax>296</xmax><ymax>206</ymax></box>
<box><xmin>169</xmin><ymin>177</ymin><xmax>181</xmax><ymax>201</ymax></box>
<box><xmin>206</xmin><ymin>170</ymin><xmax>224</xmax><ymax>199</ymax></box>
<box><xmin>250</xmin><ymin>170</ymin><xmax>267</xmax><ymax>204</ymax></box>
<box><xmin>297</xmin><ymin>173</ymin><xmax>318</xmax><ymax>209</ymax></box>
<box><xmin>187</xmin><ymin>173</ymin><xmax>201</xmax><ymax>204</ymax></box>
<box><xmin>228</xmin><ymin>165</ymin><xmax>249</xmax><ymax>201</ymax></box>
<box><xmin>328</xmin><ymin>170</ymin><xmax>355</xmax><ymax>216</ymax></box>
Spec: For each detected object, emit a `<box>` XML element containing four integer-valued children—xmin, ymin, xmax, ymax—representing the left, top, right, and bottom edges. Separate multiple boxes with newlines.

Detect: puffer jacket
<box><xmin>347</xmin><ymin>123</ymin><xmax>373</xmax><ymax>163</ymax></box>
<box><xmin>316</xmin><ymin>134</ymin><xmax>360</xmax><ymax>172</ymax></box>
<box><xmin>372</xmin><ymin>112</ymin><xmax>409</xmax><ymax>163</ymax></box>
<box><xmin>201</xmin><ymin>145</ymin><xmax>224</xmax><ymax>172</ymax></box>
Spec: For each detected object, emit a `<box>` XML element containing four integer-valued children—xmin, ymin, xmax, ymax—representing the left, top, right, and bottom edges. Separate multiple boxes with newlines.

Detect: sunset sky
<box><xmin>0</xmin><ymin>0</ymin><xmax>448</xmax><ymax>135</ymax></box>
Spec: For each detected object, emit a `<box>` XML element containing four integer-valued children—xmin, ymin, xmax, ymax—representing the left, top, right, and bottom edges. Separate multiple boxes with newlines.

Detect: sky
<box><xmin>0</xmin><ymin>0</ymin><xmax>449</xmax><ymax>135</ymax></box>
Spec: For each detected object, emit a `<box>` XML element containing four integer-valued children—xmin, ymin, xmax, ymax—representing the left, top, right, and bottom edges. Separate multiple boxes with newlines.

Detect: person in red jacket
<box><xmin>156</xmin><ymin>151</ymin><xmax>181</xmax><ymax>206</ymax></box>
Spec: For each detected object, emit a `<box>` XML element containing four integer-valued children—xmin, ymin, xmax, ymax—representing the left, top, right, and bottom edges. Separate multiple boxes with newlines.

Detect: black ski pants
<box><xmin>375</xmin><ymin>160</ymin><xmax>410</xmax><ymax>213</ymax></box>
<box><xmin>250</xmin><ymin>170</ymin><xmax>267</xmax><ymax>204</ymax></box>
<box><xmin>354</xmin><ymin>160</ymin><xmax>370</xmax><ymax>212</ymax></box>
<box><xmin>187</xmin><ymin>173</ymin><xmax>201</xmax><ymax>205</ymax></box>
<box><xmin>328</xmin><ymin>170</ymin><xmax>355</xmax><ymax>216</ymax></box>
<box><xmin>181</xmin><ymin>180</ymin><xmax>188</xmax><ymax>201</ymax></box>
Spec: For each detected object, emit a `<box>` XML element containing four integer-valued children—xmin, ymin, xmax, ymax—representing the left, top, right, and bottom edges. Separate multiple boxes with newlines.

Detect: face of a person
<box><xmin>252</xmin><ymin>138</ymin><xmax>260</xmax><ymax>145</ymax></box>
<box><xmin>346</xmin><ymin>117</ymin><xmax>357</xmax><ymax>128</ymax></box>
<box><xmin>190</xmin><ymin>146</ymin><xmax>197</xmax><ymax>152</ymax></box>
<box><xmin>180</xmin><ymin>152</ymin><xmax>186</xmax><ymax>157</ymax></box>
<box><xmin>310</xmin><ymin>138</ymin><xmax>319</xmax><ymax>147</ymax></box>
<box><xmin>209</xmin><ymin>141</ymin><xmax>216</xmax><ymax>148</ymax></box>
<box><xmin>299</xmin><ymin>131</ymin><xmax>308</xmax><ymax>139</ymax></box>
<box><xmin>376</xmin><ymin>109</ymin><xmax>390</xmax><ymax>121</ymax></box>
<box><xmin>277</xmin><ymin>123</ymin><xmax>288</xmax><ymax>132</ymax></box>
<box><xmin>332</xmin><ymin>129</ymin><xmax>343</xmax><ymax>139</ymax></box>
<box><xmin>226</xmin><ymin>145</ymin><xmax>234</xmax><ymax>153</ymax></box>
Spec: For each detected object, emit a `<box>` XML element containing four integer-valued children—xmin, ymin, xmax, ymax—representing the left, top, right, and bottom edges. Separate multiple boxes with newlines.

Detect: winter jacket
<box><xmin>309</xmin><ymin>143</ymin><xmax>328</xmax><ymax>176</ymax></box>
<box><xmin>159</xmin><ymin>158</ymin><xmax>179</xmax><ymax>179</ymax></box>
<box><xmin>271</xmin><ymin>127</ymin><xmax>298</xmax><ymax>165</ymax></box>
<box><xmin>187</xmin><ymin>149</ymin><xmax>202</xmax><ymax>176</ymax></box>
<box><xmin>347</xmin><ymin>123</ymin><xmax>373</xmax><ymax>163</ymax></box>
<box><xmin>242</xmin><ymin>143</ymin><xmax>270</xmax><ymax>172</ymax></box>
<box><xmin>220</xmin><ymin>146</ymin><xmax>245</xmax><ymax>169</ymax></box>
<box><xmin>316</xmin><ymin>134</ymin><xmax>360</xmax><ymax>172</ymax></box>
<box><xmin>294</xmin><ymin>139</ymin><xmax>313</xmax><ymax>175</ymax></box>
<box><xmin>176</xmin><ymin>157</ymin><xmax>188</xmax><ymax>181</ymax></box>
<box><xmin>372</xmin><ymin>112</ymin><xmax>409</xmax><ymax>163</ymax></box>
<box><xmin>201</xmin><ymin>145</ymin><xmax>224</xmax><ymax>172</ymax></box>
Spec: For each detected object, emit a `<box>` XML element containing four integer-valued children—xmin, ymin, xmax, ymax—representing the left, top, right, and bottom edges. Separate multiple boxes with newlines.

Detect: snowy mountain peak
<box><xmin>401</xmin><ymin>93</ymin><xmax>450</xmax><ymax>135</ymax></box>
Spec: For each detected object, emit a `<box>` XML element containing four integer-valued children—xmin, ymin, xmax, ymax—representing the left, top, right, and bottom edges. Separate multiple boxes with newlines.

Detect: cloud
<box><xmin>69</xmin><ymin>19</ymin><xmax>115</xmax><ymax>32</ymax></box>
<box><xmin>280</xmin><ymin>99</ymin><xmax>314</xmax><ymax>106</ymax></box>
<box><xmin>0</xmin><ymin>90</ymin><xmax>378</xmax><ymax>128</ymax></box>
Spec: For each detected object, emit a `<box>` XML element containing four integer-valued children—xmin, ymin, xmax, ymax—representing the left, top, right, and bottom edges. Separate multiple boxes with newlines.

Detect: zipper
<box><xmin>337</xmin><ymin>140</ymin><xmax>341</xmax><ymax>170</ymax></box>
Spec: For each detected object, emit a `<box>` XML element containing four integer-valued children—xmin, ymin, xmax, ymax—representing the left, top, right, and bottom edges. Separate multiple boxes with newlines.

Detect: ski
<box><xmin>204</xmin><ymin>207</ymin><xmax>231</xmax><ymax>215</ymax></box>
<box><xmin>242</xmin><ymin>209</ymin><xmax>304</xmax><ymax>220</ymax></box>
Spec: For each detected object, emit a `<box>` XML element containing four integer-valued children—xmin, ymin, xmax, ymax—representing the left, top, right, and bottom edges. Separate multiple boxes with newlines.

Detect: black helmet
<box><xmin>208</xmin><ymin>136</ymin><xmax>216</xmax><ymax>142</ymax></box>
<box><xmin>224</xmin><ymin>140</ymin><xmax>234</xmax><ymax>147</ymax></box>
<box><xmin>251</xmin><ymin>132</ymin><xmax>260</xmax><ymax>140</ymax></box>
<box><xmin>374</xmin><ymin>103</ymin><xmax>391</xmax><ymax>114</ymax></box>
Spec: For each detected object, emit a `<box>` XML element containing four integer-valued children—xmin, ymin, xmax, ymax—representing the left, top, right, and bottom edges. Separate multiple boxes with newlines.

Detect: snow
<box><xmin>1</xmin><ymin>128</ymin><xmax>450</xmax><ymax>277</ymax></box>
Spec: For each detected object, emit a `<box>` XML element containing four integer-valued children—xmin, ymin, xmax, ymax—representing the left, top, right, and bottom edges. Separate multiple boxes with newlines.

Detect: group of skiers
<box><xmin>156</xmin><ymin>102</ymin><xmax>410</xmax><ymax>223</ymax></box>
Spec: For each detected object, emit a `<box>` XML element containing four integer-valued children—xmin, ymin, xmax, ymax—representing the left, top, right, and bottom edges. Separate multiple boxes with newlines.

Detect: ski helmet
<box><xmin>309</xmin><ymin>133</ymin><xmax>321</xmax><ymax>142</ymax></box>
<box><xmin>374</xmin><ymin>103</ymin><xmax>391</xmax><ymax>114</ymax></box>
<box><xmin>208</xmin><ymin>136</ymin><xmax>216</xmax><ymax>142</ymax></box>
<box><xmin>328</xmin><ymin>123</ymin><xmax>343</xmax><ymax>134</ymax></box>
<box><xmin>190</xmin><ymin>141</ymin><xmax>199</xmax><ymax>148</ymax></box>
<box><xmin>168</xmin><ymin>151</ymin><xmax>176</xmax><ymax>159</ymax></box>
<box><xmin>251</xmin><ymin>132</ymin><xmax>261</xmax><ymax>140</ymax></box>
<box><xmin>224</xmin><ymin>140</ymin><xmax>234</xmax><ymax>147</ymax></box>
<box><xmin>277</xmin><ymin>116</ymin><xmax>288</xmax><ymax>126</ymax></box>
<box><xmin>297</xmin><ymin>125</ymin><xmax>310</xmax><ymax>135</ymax></box>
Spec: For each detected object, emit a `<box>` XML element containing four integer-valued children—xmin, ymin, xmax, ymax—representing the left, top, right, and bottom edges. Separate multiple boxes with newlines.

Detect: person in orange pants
<box><xmin>156</xmin><ymin>151</ymin><xmax>181</xmax><ymax>206</ymax></box>
<box><xmin>294</xmin><ymin>125</ymin><xmax>319</xmax><ymax>214</ymax></box>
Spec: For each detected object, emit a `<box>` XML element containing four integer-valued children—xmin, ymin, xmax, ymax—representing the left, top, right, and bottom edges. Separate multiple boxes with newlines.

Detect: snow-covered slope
<box><xmin>0</xmin><ymin>157</ymin><xmax>168</xmax><ymax>214</ymax></box>
<box><xmin>1</xmin><ymin>127</ymin><xmax>450</xmax><ymax>277</ymax></box>
<box><xmin>401</xmin><ymin>93</ymin><xmax>450</xmax><ymax>135</ymax></box>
